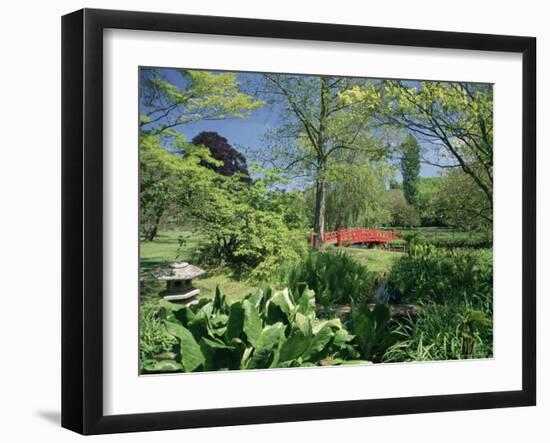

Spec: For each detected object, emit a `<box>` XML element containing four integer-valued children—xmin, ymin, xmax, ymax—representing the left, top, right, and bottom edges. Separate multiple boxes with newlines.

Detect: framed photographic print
<box><xmin>61</xmin><ymin>8</ymin><xmax>536</xmax><ymax>435</ymax></box>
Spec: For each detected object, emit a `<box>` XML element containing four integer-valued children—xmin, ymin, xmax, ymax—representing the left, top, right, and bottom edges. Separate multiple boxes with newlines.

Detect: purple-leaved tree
<box><xmin>191</xmin><ymin>131</ymin><xmax>251</xmax><ymax>183</ymax></box>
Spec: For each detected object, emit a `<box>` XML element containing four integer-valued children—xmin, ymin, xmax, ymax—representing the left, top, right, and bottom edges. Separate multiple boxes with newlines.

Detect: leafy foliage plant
<box><xmin>140</xmin><ymin>285</ymin><xmax>392</xmax><ymax>373</ymax></box>
<box><xmin>277</xmin><ymin>249</ymin><xmax>375</xmax><ymax>309</ymax></box>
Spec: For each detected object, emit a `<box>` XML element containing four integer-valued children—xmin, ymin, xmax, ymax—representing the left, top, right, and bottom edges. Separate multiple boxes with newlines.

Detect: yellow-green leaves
<box><xmin>346</xmin><ymin>79</ymin><xmax>493</xmax><ymax>214</ymax></box>
<box><xmin>184</xmin><ymin>72</ymin><xmax>265</xmax><ymax>121</ymax></box>
<box><xmin>141</xmin><ymin>69</ymin><xmax>264</xmax><ymax>133</ymax></box>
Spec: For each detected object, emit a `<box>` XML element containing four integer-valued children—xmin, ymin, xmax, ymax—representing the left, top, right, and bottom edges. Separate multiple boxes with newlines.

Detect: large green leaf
<box><xmin>243</xmin><ymin>300</ymin><xmax>262</xmax><ymax>347</ymax></box>
<box><xmin>211</xmin><ymin>313</ymin><xmax>229</xmax><ymax>328</ymax></box>
<box><xmin>164</xmin><ymin>321</ymin><xmax>205</xmax><ymax>372</ymax></box>
<box><xmin>187</xmin><ymin>315</ymin><xmax>210</xmax><ymax>342</ymax></box>
<box><xmin>307</xmin><ymin>324</ymin><xmax>334</xmax><ymax>356</ymax></box>
<box><xmin>279</xmin><ymin>331</ymin><xmax>311</xmax><ymax>362</ymax></box>
<box><xmin>270</xmin><ymin>289</ymin><xmax>296</xmax><ymax>317</ymax></box>
<box><xmin>246</xmin><ymin>348</ymin><xmax>274</xmax><ymax>369</ymax></box>
<box><xmin>312</xmin><ymin>318</ymin><xmax>342</xmax><ymax>334</ymax></box>
<box><xmin>256</xmin><ymin>322</ymin><xmax>286</xmax><ymax>350</ymax></box>
<box><xmin>159</xmin><ymin>299</ymin><xmax>185</xmax><ymax>313</ymax></box>
<box><xmin>296</xmin><ymin>287</ymin><xmax>316</xmax><ymax>318</ymax></box>
<box><xmin>241</xmin><ymin>346</ymin><xmax>253</xmax><ymax>368</ymax></box>
<box><xmin>173</xmin><ymin>306</ymin><xmax>196</xmax><ymax>327</ymax></box>
<box><xmin>158</xmin><ymin>299</ymin><xmax>186</xmax><ymax>323</ymax></box>
<box><xmin>226</xmin><ymin>301</ymin><xmax>245</xmax><ymax>341</ymax></box>
<box><xmin>200</xmin><ymin>302</ymin><xmax>215</xmax><ymax>318</ymax></box>
<box><xmin>353</xmin><ymin>313</ymin><xmax>375</xmax><ymax>357</ymax></box>
<box><xmin>333</xmin><ymin>328</ymin><xmax>354</xmax><ymax>348</ymax></box>
<box><xmin>246</xmin><ymin>284</ymin><xmax>270</xmax><ymax>310</ymax></box>
<box><xmin>201</xmin><ymin>336</ymin><xmax>234</xmax><ymax>350</ymax></box>
<box><xmin>200</xmin><ymin>336</ymin><xmax>242</xmax><ymax>371</ymax></box>
<box><xmin>292</xmin><ymin>312</ymin><xmax>312</xmax><ymax>337</ymax></box>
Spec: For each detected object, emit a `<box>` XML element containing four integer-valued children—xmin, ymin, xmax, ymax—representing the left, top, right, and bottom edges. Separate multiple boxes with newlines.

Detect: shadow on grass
<box><xmin>140</xmin><ymin>258</ymin><xmax>169</xmax><ymax>274</ymax></box>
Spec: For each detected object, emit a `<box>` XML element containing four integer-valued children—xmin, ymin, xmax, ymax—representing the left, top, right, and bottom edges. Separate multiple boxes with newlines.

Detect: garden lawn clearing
<box><xmin>140</xmin><ymin>229</ymin><xmax>255</xmax><ymax>303</ymax></box>
<box><xmin>140</xmin><ymin>229</ymin><xmax>201</xmax><ymax>273</ymax></box>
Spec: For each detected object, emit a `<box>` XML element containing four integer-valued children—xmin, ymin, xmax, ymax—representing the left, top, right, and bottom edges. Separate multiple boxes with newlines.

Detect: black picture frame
<box><xmin>61</xmin><ymin>8</ymin><xmax>536</xmax><ymax>435</ymax></box>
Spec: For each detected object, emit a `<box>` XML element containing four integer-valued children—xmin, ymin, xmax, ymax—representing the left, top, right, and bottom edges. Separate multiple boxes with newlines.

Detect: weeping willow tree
<box><xmin>318</xmin><ymin>156</ymin><xmax>393</xmax><ymax>231</ymax></box>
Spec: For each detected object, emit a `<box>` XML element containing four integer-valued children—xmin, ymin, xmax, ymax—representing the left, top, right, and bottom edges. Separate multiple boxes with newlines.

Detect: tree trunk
<box><xmin>313</xmin><ymin>78</ymin><xmax>330</xmax><ymax>249</ymax></box>
<box><xmin>144</xmin><ymin>223</ymin><xmax>158</xmax><ymax>242</ymax></box>
<box><xmin>144</xmin><ymin>211</ymin><xmax>162</xmax><ymax>241</ymax></box>
<box><xmin>313</xmin><ymin>167</ymin><xmax>326</xmax><ymax>248</ymax></box>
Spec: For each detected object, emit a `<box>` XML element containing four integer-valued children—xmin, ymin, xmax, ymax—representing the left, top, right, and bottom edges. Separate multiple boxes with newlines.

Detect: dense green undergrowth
<box><xmin>387</xmin><ymin>243</ymin><xmax>492</xmax><ymax>309</ymax></box>
<box><xmin>383</xmin><ymin>244</ymin><xmax>493</xmax><ymax>361</ymax></box>
<box><xmin>276</xmin><ymin>249</ymin><xmax>375</xmax><ymax>309</ymax></box>
<box><xmin>140</xmin><ymin>284</ymin><xmax>394</xmax><ymax>373</ymax></box>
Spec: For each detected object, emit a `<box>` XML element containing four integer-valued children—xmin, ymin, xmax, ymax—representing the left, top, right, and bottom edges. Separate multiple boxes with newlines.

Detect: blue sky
<box><xmin>141</xmin><ymin>68</ymin><xmax>443</xmax><ymax>180</ymax></box>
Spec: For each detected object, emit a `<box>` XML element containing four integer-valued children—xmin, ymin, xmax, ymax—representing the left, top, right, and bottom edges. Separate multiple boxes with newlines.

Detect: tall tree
<box><xmin>416</xmin><ymin>177</ymin><xmax>445</xmax><ymax>226</ymax></box>
<box><xmin>341</xmin><ymin>80</ymin><xmax>493</xmax><ymax>220</ymax></box>
<box><xmin>259</xmin><ymin>74</ymin><xmax>384</xmax><ymax>247</ymax></box>
<box><xmin>384</xmin><ymin>189</ymin><xmax>418</xmax><ymax>227</ymax></box>
<box><xmin>435</xmin><ymin>168</ymin><xmax>492</xmax><ymax>231</ymax></box>
<box><xmin>138</xmin><ymin>69</ymin><xmax>263</xmax><ymax>240</ymax></box>
<box><xmin>400</xmin><ymin>135</ymin><xmax>421</xmax><ymax>206</ymax></box>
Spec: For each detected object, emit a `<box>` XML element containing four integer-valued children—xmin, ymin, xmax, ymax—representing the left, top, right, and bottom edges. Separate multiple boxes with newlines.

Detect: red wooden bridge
<box><xmin>309</xmin><ymin>227</ymin><xmax>402</xmax><ymax>247</ymax></box>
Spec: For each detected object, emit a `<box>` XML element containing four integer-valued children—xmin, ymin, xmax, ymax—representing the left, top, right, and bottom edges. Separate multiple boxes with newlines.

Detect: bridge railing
<box><xmin>310</xmin><ymin>227</ymin><xmax>402</xmax><ymax>247</ymax></box>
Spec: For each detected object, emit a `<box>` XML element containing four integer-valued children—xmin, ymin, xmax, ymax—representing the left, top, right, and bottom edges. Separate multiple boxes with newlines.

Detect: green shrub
<box><xmin>277</xmin><ymin>250</ymin><xmax>375</xmax><ymax>309</ymax></box>
<box><xmin>190</xmin><ymin>169</ymin><xmax>310</xmax><ymax>280</ymax></box>
<box><xmin>383</xmin><ymin>303</ymin><xmax>493</xmax><ymax>362</ymax></box>
<box><xmin>195</xmin><ymin>213</ymin><xmax>309</xmax><ymax>281</ymax></box>
<box><xmin>386</xmin><ymin>245</ymin><xmax>493</xmax><ymax>310</ymax></box>
<box><xmin>382</xmin><ymin>245</ymin><xmax>493</xmax><ymax>362</ymax></box>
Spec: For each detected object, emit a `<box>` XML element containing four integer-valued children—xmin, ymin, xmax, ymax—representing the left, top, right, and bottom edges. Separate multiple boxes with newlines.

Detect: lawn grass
<box><xmin>140</xmin><ymin>229</ymin><xmax>255</xmax><ymax>303</ymax></box>
<box><xmin>140</xmin><ymin>229</ymin><xmax>201</xmax><ymax>273</ymax></box>
<box><xmin>337</xmin><ymin>247</ymin><xmax>403</xmax><ymax>275</ymax></box>
<box><xmin>194</xmin><ymin>274</ymin><xmax>257</xmax><ymax>302</ymax></box>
